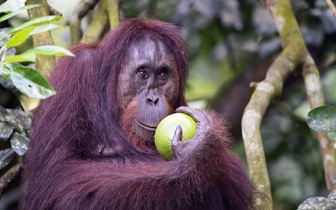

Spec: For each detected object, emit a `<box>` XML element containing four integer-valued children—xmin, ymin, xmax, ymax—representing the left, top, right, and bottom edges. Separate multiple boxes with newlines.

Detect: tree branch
<box><xmin>242</xmin><ymin>46</ymin><xmax>301</xmax><ymax>210</ymax></box>
<box><xmin>0</xmin><ymin>164</ymin><xmax>23</xmax><ymax>197</ymax></box>
<box><xmin>82</xmin><ymin>4</ymin><xmax>108</xmax><ymax>43</ymax></box>
<box><xmin>67</xmin><ymin>0</ymin><xmax>101</xmax><ymax>44</ymax></box>
<box><xmin>105</xmin><ymin>0</ymin><xmax>120</xmax><ymax>29</ymax></box>
<box><xmin>26</xmin><ymin>0</ymin><xmax>55</xmax><ymax>78</ymax></box>
<box><xmin>241</xmin><ymin>0</ymin><xmax>336</xmax><ymax>208</ymax></box>
<box><xmin>68</xmin><ymin>0</ymin><xmax>100</xmax><ymax>23</ymax></box>
<box><xmin>326</xmin><ymin>0</ymin><xmax>336</xmax><ymax>16</ymax></box>
<box><xmin>302</xmin><ymin>54</ymin><xmax>336</xmax><ymax>190</ymax></box>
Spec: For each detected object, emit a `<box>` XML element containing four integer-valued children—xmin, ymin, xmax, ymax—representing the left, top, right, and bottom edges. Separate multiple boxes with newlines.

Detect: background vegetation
<box><xmin>0</xmin><ymin>0</ymin><xmax>336</xmax><ymax>209</ymax></box>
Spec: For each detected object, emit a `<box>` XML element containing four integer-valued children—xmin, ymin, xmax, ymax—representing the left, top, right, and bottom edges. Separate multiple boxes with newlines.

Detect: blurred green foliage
<box><xmin>0</xmin><ymin>0</ymin><xmax>74</xmax><ymax>171</ymax></box>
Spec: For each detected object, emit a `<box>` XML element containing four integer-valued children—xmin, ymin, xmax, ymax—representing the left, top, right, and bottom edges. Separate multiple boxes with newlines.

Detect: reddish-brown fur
<box><xmin>20</xmin><ymin>18</ymin><xmax>256</xmax><ymax>210</ymax></box>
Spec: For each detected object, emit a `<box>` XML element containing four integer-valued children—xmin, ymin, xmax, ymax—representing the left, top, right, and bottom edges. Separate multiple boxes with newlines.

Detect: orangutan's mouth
<box><xmin>134</xmin><ymin>119</ymin><xmax>157</xmax><ymax>132</ymax></box>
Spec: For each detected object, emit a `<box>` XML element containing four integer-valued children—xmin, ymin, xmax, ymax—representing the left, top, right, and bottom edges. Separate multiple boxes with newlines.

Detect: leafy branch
<box><xmin>68</xmin><ymin>0</ymin><xmax>120</xmax><ymax>44</ymax></box>
<box><xmin>242</xmin><ymin>0</ymin><xmax>336</xmax><ymax>209</ymax></box>
<box><xmin>0</xmin><ymin>0</ymin><xmax>74</xmax><ymax>195</ymax></box>
<box><xmin>307</xmin><ymin>106</ymin><xmax>336</xmax><ymax>141</ymax></box>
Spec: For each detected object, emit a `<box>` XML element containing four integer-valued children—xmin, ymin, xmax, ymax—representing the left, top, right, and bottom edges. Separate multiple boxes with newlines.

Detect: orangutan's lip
<box><xmin>134</xmin><ymin>119</ymin><xmax>157</xmax><ymax>131</ymax></box>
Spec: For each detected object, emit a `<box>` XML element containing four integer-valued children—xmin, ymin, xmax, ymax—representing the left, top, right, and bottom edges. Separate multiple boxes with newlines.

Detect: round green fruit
<box><xmin>154</xmin><ymin>113</ymin><xmax>196</xmax><ymax>160</ymax></box>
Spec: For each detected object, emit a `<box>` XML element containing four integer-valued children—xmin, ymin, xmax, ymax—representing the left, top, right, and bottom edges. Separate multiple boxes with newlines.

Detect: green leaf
<box><xmin>5</xmin><ymin>108</ymin><xmax>31</xmax><ymax>131</ymax></box>
<box><xmin>0</xmin><ymin>65</ymin><xmax>11</xmax><ymax>79</ymax></box>
<box><xmin>10</xmin><ymin>15</ymin><xmax>62</xmax><ymax>33</ymax></box>
<box><xmin>0</xmin><ymin>122</ymin><xmax>14</xmax><ymax>142</ymax></box>
<box><xmin>0</xmin><ymin>0</ymin><xmax>25</xmax><ymax>13</ymax></box>
<box><xmin>28</xmin><ymin>45</ymin><xmax>75</xmax><ymax>56</ymax></box>
<box><xmin>307</xmin><ymin>105</ymin><xmax>336</xmax><ymax>133</ymax></box>
<box><xmin>0</xmin><ymin>148</ymin><xmax>15</xmax><ymax>170</ymax></box>
<box><xmin>6</xmin><ymin>26</ymin><xmax>35</xmax><ymax>48</ymax></box>
<box><xmin>10</xmin><ymin>66</ymin><xmax>55</xmax><ymax>99</ymax></box>
<box><xmin>0</xmin><ymin>27</ymin><xmax>11</xmax><ymax>47</ymax></box>
<box><xmin>0</xmin><ymin>106</ymin><xmax>9</xmax><ymax>121</ymax></box>
<box><xmin>0</xmin><ymin>77</ymin><xmax>16</xmax><ymax>93</ymax></box>
<box><xmin>5</xmin><ymin>45</ymin><xmax>74</xmax><ymax>62</ymax></box>
<box><xmin>6</xmin><ymin>24</ymin><xmax>60</xmax><ymax>48</ymax></box>
<box><xmin>0</xmin><ymin>107</ymin><xmax>31</xmax><ymax>133</ymax></box>
<box><xmin>29</xmin><ymin>23</ymin><xmax>60</xmax><ymax>35</ymax></box>
<box><xmin>328</xmin><ymin>129</ymin><xmax>336</xmax><ymax>141</ymax></box>
<box><xmin>0</xmin><ymin>4</ymin><xmax>41</xmax><ymax>23</ymax></box>
<box><xmin>10</xmin><ymin>132</ymin><xmax>29</xmax><ymax>156</ymax></box>
<box><xmin>5</xmin><ymin>53</ymin><xmax>36</xmax><ymax>62</ymax></box>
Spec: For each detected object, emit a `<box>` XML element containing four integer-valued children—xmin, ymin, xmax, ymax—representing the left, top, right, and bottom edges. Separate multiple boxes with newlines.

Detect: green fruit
<box><xmin>154</xmin><ymin>113</ymin><xmax>196</xmax><ymax>160</ymax></box>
